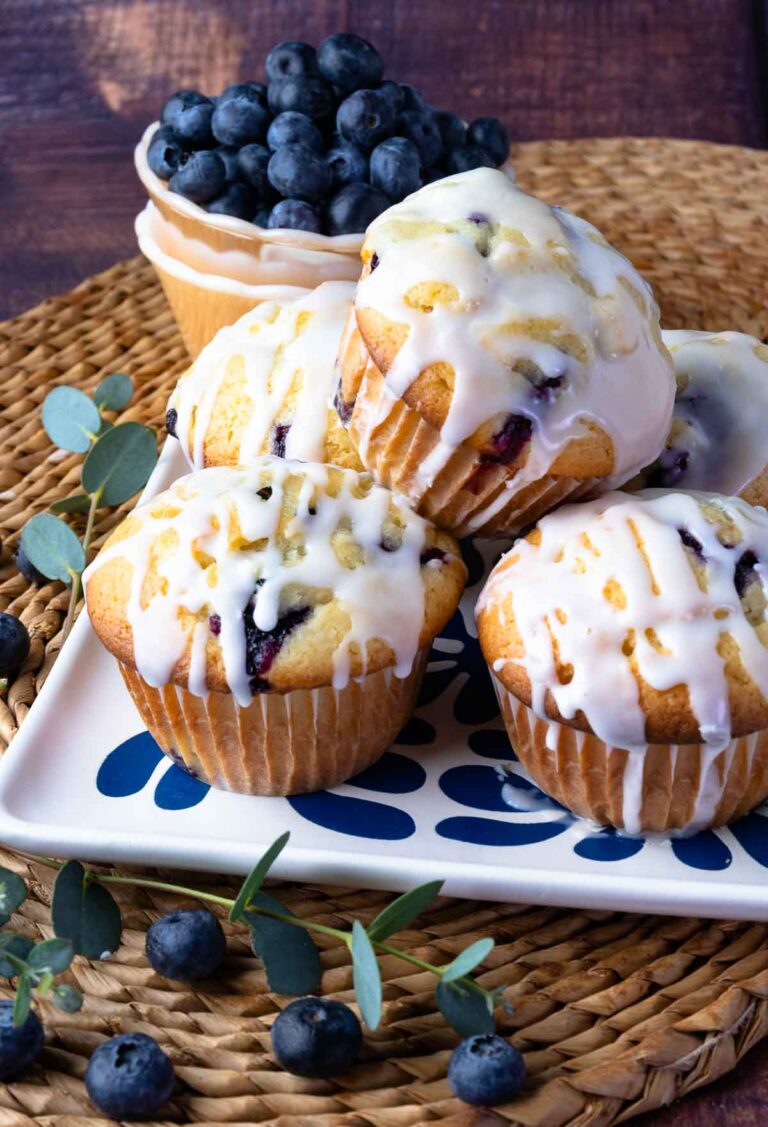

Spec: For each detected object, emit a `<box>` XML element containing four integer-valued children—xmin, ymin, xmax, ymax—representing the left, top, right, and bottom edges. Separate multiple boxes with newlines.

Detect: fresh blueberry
<box><xmin>267</xmin><ymin>111</ymin><xmax>324</xmax><ymax>153</ymax></box>
<box><xmin>326</xmin><ymin>140</ymin><xmax>368</xmax><ymax>187</ymax></box>
<box><xmin>318</xmin><ymin>33</ymin><xmax>383</xmax><ymax>94</ymax></box>
<box><xmin>169</xmin><ymin>150</ymin><xmax>226</xmax><ymax>203</ymax></box>
<box><xmin>237</xmin><ymin>143</ymin><xmax>272</xmax><ymax>195</ymax></box>
<box><xmin>325</xmin><ymin>182</ymin><xmax>390</xmax><ymax>235</ymax></box>
<box><xmin>448</xmin><ymin>1033</ymin><xmax>526</xmax><ymax>1106</ymax></box>
<box><xmin>0</xmin><ymin>612</ymin><xmax>30</xmax><ymax>679</ymax></box>
<box><xmin>268</xmin><ymin>143</ymin><xmax>331</xmax><ymax>202</ymax></box>
<box><xmin>147</xmin><ymin>126</ymin><xmax>186</xmax><ymax>180</ymax></box>
<box><xmin>85</xmin><ymin>1033</ymin><xmax>174</xmax><ymax>1118</ymax></box>
<box><xmin>397</xmin><ymin>110</ymin><xmax>443</xmax><ymax>166</ymax></box>
<box><xmin>160</xmin><ymin>90</ymin><xmax>210</xmax><ymax>132</ymax></box>
<box><xmin>212</xmin><ymin>87</ymin><xmax>271</xmax><ymax>147</ymax></box>
<box><xmin>172</xmin><ymin>99</ymin><xmax>215</xmax><ymax>148</ymax></box>
<box><xmin>268</xmin><ymin>199</ymin><xmax>322</xmax><ymax>233</ymax></box>
<box><xmin>400</xmin><ymin>84</ymin><xmax>430</xmax><ymax>113</ymax></box>
<box><xmin>377</xmin><ymin>80</ymin><xmax>405</xmax><ymax>113</ymax></box>
<box><xmin>205</xmin><ymin>182</ymin><xmax>257</xmax><ymax>219</ymax></box>
<box><xmin>268</xmin><ymin>75</ymin><xmax>336</xmax><ymax>120</ymax></box>
<box><xmin>244</xmin><ymin>604</ymin><xmax>312</xmax><ymax>691</ymax></box>
<box><xmin>254</xmin><ymin>206</ymin><xmax>272</xmax><ymax>228</ymax></box>
<box><xmin>15</xmin><ymin>546</ymin><xmax>47</xmax><ymax>586</ymax></box>
<box><xmin>370</xmin><ymin>137</ymin><xmax>422</xmax><ymax>199</ymax></box>
<box><xmin>265</xmin><ymin>41</ymin><xmax>319</xmax><ymax>82</ymax></box>
<box><xmin>467</xmin><ymin>116</ymin><xmax>510</xmax><ymax>165</ymax></box>
<box><xmin>214</xmin><ymin>145</ymin><xmax>241</xmax><ymax>182</ymax></box>
<box><xmin>165</xmin><ymin>408</ymin><xmax>178</xmax><ymax>437</ymax></box>
<box><xmin>0</xmin><ymin>1001</ymin><xmax>44</xmax><ymax>1080</ymax></box>
<box><xmin>218</xmin><ymin>81</ymin><xmax>269</xmax><ymax>108</ymax></box>
<box><xmin>435</xmin><ymin>110</ymin><xmax>466</xmax><ymax>151</ymax></box>
<box><xmin>271</xmin><ymin>997</ymin><xmax>362</xmax><ymax>1078</ymax></box>
<box><xmin>443</xmin><ymin>145</ymin><xmax>497</xmax><ymax>174</ymax></box>
<box><xmin>336</xmin><ymin>88</ymin><xmax>397</xmax><ymax>150</ymax></box>
<box><xmin>146</xmin><ymin>909</ymin><xmax>226</xmax><ymax>981</ymax></box>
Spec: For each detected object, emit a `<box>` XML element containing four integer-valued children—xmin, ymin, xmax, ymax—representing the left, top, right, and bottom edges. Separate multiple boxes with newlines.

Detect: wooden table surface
<box><xmin>2</xmin><ymin>1</ymin><xmax>768</xmax><ymax>1122</ymax></box>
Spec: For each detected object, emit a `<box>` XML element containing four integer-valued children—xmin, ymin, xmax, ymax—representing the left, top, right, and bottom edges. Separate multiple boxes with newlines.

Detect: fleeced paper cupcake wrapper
<box><xmin>493</xmin><ymin>675</ymin><xmax>768</xmax><ymax>835</ymax></box>
<box><xmin>348</xmin><ymin>363</ymin><xmax>600</xmax><ymax>538</ymax></box>
<box><xmin>120</xmin><ymin>650</ymin><xmax>429</xmax><ymax>797</ymax></box>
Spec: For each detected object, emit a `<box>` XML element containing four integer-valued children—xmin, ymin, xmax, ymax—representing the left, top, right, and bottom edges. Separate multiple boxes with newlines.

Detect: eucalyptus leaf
<box><xmin>81</xmin><ymin>422</ymin><xmax>158</xmax><ymax>506</ymax></box>
<box><xmin>441</xmin><ymin>937</ymin><xmax>495</xmax><ymax>984</ymax></box>
<box><xmin>246</xmin><ymin>890</ymin><xmax>321</xmax><ymax>995</ymax></box>
<box><xmin>51</xmin><ymin>861</ymin><xmax>122</xmax><ymax>959</ymax></box>
<box><xmin>27</xmin><ymin>938</ymin><xmax>74</xmax><ymax>975</ymax></box>
<box><xmin>13</xmin><ymin>974</ymin><xmax>31</xmax><ymax>1027</ymax></box>
<box><xmin>35</xmin><ymin>971</ymin><xmax>55</xmax><ymax>995</ymax></box>
<box><xmin>436</xmin><ymin>981</ymin><xmax>495</xmax><ymax>1037</ymax></box>
<box><xmin>42</xmin><ymin>386</ymin><xmax>101</xmax><ymax>453</ymax></box>
<box><xmin>49</xmin><ymin>494</ymin><xmax>91</xmax><ymax>515</ymax></box>
<box><xmin>367</xmin><ymin>880</ymin><xmax>444</xmax><ymax>943</ymax></box>
<box><xmin>351</xmin><ymin>920</ymin><xmax>382</xmax><ymax>1030</ymax></box>
<box><xmin>230</xmin><ymin>832</ymin><xmax>290</xmax><ymax>923</ymax></box>
<box><xmin>0</xmin><ymin>867</ymin><xmax>27</xmax><ymax>925</ymax></box>
<box><xmin>51</xmin><ymin>983</ymin><xmax>83</xmax><ymax>1013</ymax></box>
<box><xmin>0</xmin><ymin>934</ymin><xmax>33</xmax><ymax>977</ymax></box>
<box><xmin>20</xmin><ymin>514</ymin><xmax>85</xmax><ymax>585</ymax></box>
<box><xmin>93</xmin><ymin>373</ymin><xmax>133</xmax><ymax>412</ymax></box>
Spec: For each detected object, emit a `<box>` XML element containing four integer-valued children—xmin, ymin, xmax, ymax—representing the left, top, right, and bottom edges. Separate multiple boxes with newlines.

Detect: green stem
<box><xmin>95</xmin><ymin>874</ymin><xmax>235</xmax><ymax>909</ymax></box>
<box><xmin>60</xmin><ymin>487</ymin><xmax>101</xmax><ymax>644</ymax></box>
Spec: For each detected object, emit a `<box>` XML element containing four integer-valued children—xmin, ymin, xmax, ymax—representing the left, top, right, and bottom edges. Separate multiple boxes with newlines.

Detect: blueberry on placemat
<box><xmin>448</xmin><ymin>1033</ymin><xmax>526</xmax><ymax>1106</ymax></box>
<box><xmin>15</xmin><ymin>545</ymin><xmax>47</xmax><ymax>585</ymax></box>
<box><xmin>272</xmin><ymin>997</ymin><xmax>362</xmax><ymax>1077</ymax></box>
<box><xmin>0</xmin><ymin>611</ymin><xmax>30</xmax><ymax>680</ymax></box>
<box><xmin>85</xmin><ymin>1032</ymin><xmax>174</xmax><ymax>1118</ymax></box>
<box><xmin>146</xmin><ymin>909</ymin><xmax>226</xmax><ymax>980</ymax></box>
<box><xmin>169</xmin><ymin>149</ymin><xmax>227</xmax><ymax>203</ymax></box>
<box><xmin>0</xmin><ymin>1001</ymin><xmax>44</xmax><ymax>1080</ymax></box>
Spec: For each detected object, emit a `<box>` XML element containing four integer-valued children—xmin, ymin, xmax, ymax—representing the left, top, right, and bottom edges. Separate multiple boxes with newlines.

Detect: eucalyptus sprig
<box><xmin>19</xmin><ymin>374</ymin><xmax>158</xmax><ymax>642</ymax></box>
<box><xmin>4</xmin><ymin>837</ymin><xmax>499</xmax><ymax>1037</ymax></box>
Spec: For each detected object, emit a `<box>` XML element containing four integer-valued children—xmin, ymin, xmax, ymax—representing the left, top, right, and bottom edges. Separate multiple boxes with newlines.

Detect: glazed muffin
<box><xmin>168</xmin><ymin>281</ymin><xmax>362</xmax><ymax>471</ymax></box>
<box><xmin>627</xmin><ymin>329</ymin><xmax>768</xmax><ymax>504</ymax></box>
<box><xmin>85</xmin><ymin>456</ymin><xmax>466</xmax><ymax>795</ymax></box>
<box><xmin>477</xmin><ymin>490</ymin><xmax>768</xmax><ymax>835</ymax></box>
<box><xmin>336</xmin><ymin>167</ymin><xmax>675</xmax><ymax>537</ymax></box>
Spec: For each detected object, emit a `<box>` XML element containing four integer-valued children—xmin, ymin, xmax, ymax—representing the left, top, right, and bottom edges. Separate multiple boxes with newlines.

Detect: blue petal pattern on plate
<box><xmin>154</xmin><ymin>765</ymin><xmax>210</xmax><ymax>811</ymax></box>
<box><xmin>468</xmin><ymin>729</ymin><xmax>515</xmax><ymax>760</ymax></box>
<box><xmin>729</xmin><ymin>812</ymin><xmax>768</xmax><ymax>866</ymax></box>
<box><xmin>347</xmin><ymin>752</ymin><xmax>426</xmax><ymax>794</ymax></box>
<box><xmin>96</xmin><ymin>732</ymin><xmax>165</xmax><ymax>797</ymax></box>
<box><xmin>437</xmin><ymin>815</ymin><xmax>570</xmax><ymax>847</ymax></box>
<box><xmin>394</xmin><ymin>716</ymin><xmax>436</xmax><ymax>746</ymax></box>
<box><xmin>670</xmin><ymin>831</ymin><xmax>732</xmax><ymax>871</ymax></box>
<box><xmin>441</xmin><ymin>765</ymin><xmax>524</xmax><ymax>813</ymax></box>
<box><xmin>288</xmin><ymin>792</ymin><xmax>415</xmax><ymax>840</ymax></box>
<box><xmin>574</xmin><ymin>828</ymin><xmax>644</xmax><ymax>862</ymax></box>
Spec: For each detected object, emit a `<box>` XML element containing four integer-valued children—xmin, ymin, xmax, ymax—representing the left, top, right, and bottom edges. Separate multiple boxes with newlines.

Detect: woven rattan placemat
<box><xmin>1</xmin><ymin>138</ymin><xmax>767</xmax><ymax>1124</ymax></box>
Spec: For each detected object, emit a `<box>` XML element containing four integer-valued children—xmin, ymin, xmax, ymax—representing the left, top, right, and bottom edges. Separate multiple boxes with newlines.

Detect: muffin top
<box><xmin>632</xmin><ymin>330</ymin><xmax>768</xmax><ymax>501</ymax></box>
<box><xmin>477</xmin><ymin>490</ymin><xmax>768</xmax><ymax>748</ymax></box>
<box><xmin>168</xmin><ymin>282</ymin><xmax>362</xmax><ymax>471</ymax></box>
<box><xmin>352</xmin><ymin>168</ymin><xmax>674</xmax><ymax>489</ymax></box>
<box><xmin>85</xmin><ymin>456</ymin><xmax>466</xmax><ymax>703</ymax></box>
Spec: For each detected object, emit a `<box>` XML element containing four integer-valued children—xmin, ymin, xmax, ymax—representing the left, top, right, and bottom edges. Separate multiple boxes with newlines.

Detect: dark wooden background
<box><xmin>2</xmin><ymin>1</ymin><xmax>768</xmax><ymax>1121</ymax></box>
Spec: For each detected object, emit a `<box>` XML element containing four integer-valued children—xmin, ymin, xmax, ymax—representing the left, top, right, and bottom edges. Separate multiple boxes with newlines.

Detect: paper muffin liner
<box><xmin>347</xmin><ymin>361</ymin><xmax>600</xmax><ymax>538</ymax></box>
<box><xmin>493</xmin><ymin>676</ymin><xmax>768</xmax><ymax>835</ymax></box>
<box><xmin>119</xmin><ymin>650</ymin><xmax>429</xmax><ymax>796</ymax></box>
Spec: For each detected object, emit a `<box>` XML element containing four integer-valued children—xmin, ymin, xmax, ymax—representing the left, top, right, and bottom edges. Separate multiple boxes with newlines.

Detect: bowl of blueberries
<box><xmin>135</xmin><ymin>32</ymin><xmax>513</xmax><ymax>357</ymax></box>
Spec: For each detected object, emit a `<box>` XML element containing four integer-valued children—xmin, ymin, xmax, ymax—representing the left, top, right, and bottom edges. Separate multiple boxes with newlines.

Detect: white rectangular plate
<box><xmin>2</xmin><ymin>441</ymin><xmax>767</xmax><ymax>920</ymax></box>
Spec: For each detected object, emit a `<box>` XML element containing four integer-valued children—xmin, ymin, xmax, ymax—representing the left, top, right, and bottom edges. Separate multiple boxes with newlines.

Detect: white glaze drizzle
<box><xmin>355</xmin><ymin>169</ymin><xmax>674</xmax><ymax>512</ymax></box>
<box><xmin>635</xmin><ymin>330</ymin><xmax>768</xmax><ymax>495</ymax></box>
<box><xmin>170</xmin><ymin>282</ymin><xmax>355</xmax><ymax>469</ymax></box>
<box><xmin>479</xmin><ymin>489</ymin><xmax>768</xmax><ymax>755</ymax></box>
<box><xmin>84</xmin><ymin>457</ymin><xmax>430</xmax><ymax>705</ymax></box>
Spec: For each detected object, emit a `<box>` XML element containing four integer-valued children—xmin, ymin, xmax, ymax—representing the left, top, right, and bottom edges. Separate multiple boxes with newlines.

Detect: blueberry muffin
<box><xmin>85</xmin><ymin>456</ymin><xmax>466</xmax><ymax>795</ymax></box>
<box><xmin>168</xmin><ymin>282</ymin><xmax>362</xmax><ymax>471</ymax></box>
<box><xmin>336</xmin><ymin>167</ymin><xmax>675</xmax><ymax>537</ymax></box>
<box><xmin>627</xmin><ymin>330</ymin><xmax>768</xmax><ymax>504</ymax></box>
<box><xmin>477</xmin><ymin>490</ymin><xmax>768</xmax><ymax>834</ymax></box>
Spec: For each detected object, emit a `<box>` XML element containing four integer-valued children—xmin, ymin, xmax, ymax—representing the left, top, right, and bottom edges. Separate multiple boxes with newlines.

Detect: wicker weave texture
<box><xmin>0</xmin><ymin>138</ymin><xmax>767</xmax><ymax>1124</ymax></box>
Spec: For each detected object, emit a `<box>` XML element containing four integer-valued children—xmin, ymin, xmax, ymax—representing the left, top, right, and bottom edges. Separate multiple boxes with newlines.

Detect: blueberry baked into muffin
<box><xmin>167</xmin><ymin>282</ymin><xmax>362</xmax><ymax>471</ymax></box>
<box><xmin>85</xmin><ymin>457</ymin><xmax>466</xmax><ymax>795</ymax></box>
<box><xmin>336</xmin><ymin>168</ymin><xmax>675</xmax><ymax>537</ymax></box>
<box><xmin>628</xmin><ymin>329</ymin><xmax>768</xmax><ymax>504</ymax></box>
<box><xmin>477</xmin><ymin>490</ymin><xmax>768</xmax><ymax>834</ymax></box>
